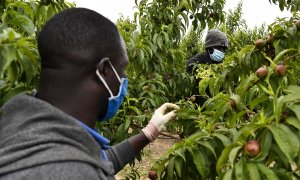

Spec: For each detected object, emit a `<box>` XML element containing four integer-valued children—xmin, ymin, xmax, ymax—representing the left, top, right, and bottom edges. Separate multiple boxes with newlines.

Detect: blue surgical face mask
<box><xmin>96</xmin><ymin>60</ymin><xmax>128</xmax><ymax>121</ymax></box>
<box><xmin>209</xmin><ymin>48</ymin><xmax>225</xmax><ymax>62</ymax></box>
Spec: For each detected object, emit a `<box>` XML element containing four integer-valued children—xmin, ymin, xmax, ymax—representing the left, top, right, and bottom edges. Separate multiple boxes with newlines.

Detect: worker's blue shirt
<box><xmin>78</xmin><ymin>121</ymin><xmax>110</xmax><ymax>160</ymax></box>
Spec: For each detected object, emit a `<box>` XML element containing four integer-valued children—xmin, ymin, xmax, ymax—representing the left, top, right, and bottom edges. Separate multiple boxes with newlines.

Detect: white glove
<box><xmin>142</xmin><ymin>103</ymin><xmax>180</xmax><ymax>142</ymax></box>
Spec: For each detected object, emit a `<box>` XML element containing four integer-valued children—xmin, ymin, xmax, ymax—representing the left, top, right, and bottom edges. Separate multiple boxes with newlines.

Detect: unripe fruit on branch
<box><xmin>255</xmin><ymin>39</ymin><xmax>265</xmax><ymax>49</ymax></box>
<box><xmin>255</xmin><ymin>67</ymin><xmax>268</xmax><ymax>78</ymax></box>
<box><xmin>244</xmin><ymin>140</ymin><xmax>260</xmax><ymax>156</ymax></box>
<box><xmin>230</xmin><ymin>99</ymin><xmax>237</xmax><ymax>109</ymax></box>
<box><xmin>142</xmin><ymin>86</ymin><xmax>150</xmax><ymax>91</ymax></box>
<box><xmin>275</xmin><ymin>64</ymin><xmax>287</xmax><ymax>77</ymax></box>
<box><xmin>148</xmin><ymin>170</ymin><xmax>158</xmax><ymax>180</ymax></box>
<box><xmin>229</xmin><ymin>94</ymin><xmax>240</xmax><ymax>109</ymax></box>
<box><xmin>189</xmin><ymin>95</ymin><xmax>196</xmax><ymax>102</ymax></box>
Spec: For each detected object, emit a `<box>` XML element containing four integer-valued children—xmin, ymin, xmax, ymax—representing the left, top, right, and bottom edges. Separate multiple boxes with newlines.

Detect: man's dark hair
<box><xmin>38</xmin><ymin>8</ymin><xmax>121</xmax><ymax>73</ymax></box>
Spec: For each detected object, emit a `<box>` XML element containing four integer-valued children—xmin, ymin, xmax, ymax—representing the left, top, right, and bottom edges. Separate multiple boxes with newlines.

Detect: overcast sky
<box><xmin>70</xmin><ymin>0</ymin><xmax>292</xmax><ymax>29</ymax></box>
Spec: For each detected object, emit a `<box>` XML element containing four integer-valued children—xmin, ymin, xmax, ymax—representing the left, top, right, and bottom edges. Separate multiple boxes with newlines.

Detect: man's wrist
<box><xmin>141</xmin><ymin>122</ymin><xmax>159</xmax><ymax>142</ymax></box>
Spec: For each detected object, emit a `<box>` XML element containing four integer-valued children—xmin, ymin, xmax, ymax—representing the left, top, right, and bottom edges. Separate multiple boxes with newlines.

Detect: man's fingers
<box><xmin>163</xmin><ymin>110</ymin><xmax>177</xmax><ymax>122</ymax></box>
<box><xmin>157</xmin><ymin>103</ymin><xmax>180</xmax><ymax>114</ymax></box>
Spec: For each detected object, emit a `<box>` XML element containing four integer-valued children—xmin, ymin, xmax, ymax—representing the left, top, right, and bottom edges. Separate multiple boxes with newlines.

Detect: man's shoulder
<box><xmin>193</xmin><ymin>52</ymin><xmax>210</xmax><ymax>63</ymax></box>
<box><xmin>188</xmin><ymin>52</ymin><xmax>210</xmax><ymax>64</ymax></box>
<box><xmin>0</xmin><ymin>94</ymin><xmax>115</xmax><ymax>178</ymax></box>
<box><xmin>0</xmin><ymin>161</ymin><xmax>115</xmax><ymax>180</ymax></box>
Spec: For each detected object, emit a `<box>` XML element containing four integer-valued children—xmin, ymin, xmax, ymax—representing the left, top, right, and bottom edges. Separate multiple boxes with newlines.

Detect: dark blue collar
<box><xmin>77</xmin><ymin>121</ymin><xmax>110</xmax><ymax>160</ymax></box>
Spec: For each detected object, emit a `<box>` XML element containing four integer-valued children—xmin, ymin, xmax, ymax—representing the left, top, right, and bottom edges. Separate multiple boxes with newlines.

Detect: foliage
<box><xmin>106</xmin><ymin>0</ymin><xmax>227</xmax><ymax>144</ymax></box>
<box><xmin>0</xmin><ymin>0</ymin><xmax>74</xmax><ymax>105</ymax></box>
<box><xmin>152</xmin><ymin>12</ymin><xmax>300</xmax><ymax>180</ymax></box>
<box><xmin>269</xmin><ymin>0</ymin><xmax>300</xmax><ymax>11</ymax></box>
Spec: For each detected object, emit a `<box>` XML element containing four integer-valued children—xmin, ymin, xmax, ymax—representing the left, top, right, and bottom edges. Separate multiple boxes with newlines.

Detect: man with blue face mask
<box><xmin>185</xmin><ymin>29</ymin><xmax>228</xmax><ymax>106</ymax></box>
<box><xmin>0</xmin><ymin>8</ymin><xmax>179</xmax><ymax>180</ymax></box>
<box><xmin>186</xmin><ymin>29</ymin><xmax>228</xmax><ymax>75</ymax></box>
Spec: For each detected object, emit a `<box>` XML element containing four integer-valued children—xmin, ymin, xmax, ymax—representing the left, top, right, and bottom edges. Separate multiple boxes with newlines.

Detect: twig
<box><xmin>284</xmin><ymin>52</ymin><xmax>300</xmax><ymax>64</ymax></box>
<box><xmin>159</xmin><ymin>132</ymin><xmax>181</xmax><ymax>140</ymax></box>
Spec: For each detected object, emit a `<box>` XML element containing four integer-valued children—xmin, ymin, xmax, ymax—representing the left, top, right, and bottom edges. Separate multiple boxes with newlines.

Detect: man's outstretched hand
<box><xmin>142</xmin><ymin>103</ymin><xmax>180</xmax><ymax>142</ymax></box>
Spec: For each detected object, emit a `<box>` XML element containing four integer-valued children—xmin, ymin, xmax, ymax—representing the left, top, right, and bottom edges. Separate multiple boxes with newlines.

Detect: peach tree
<box><xmin>104</xmin><ymin>0</ymin><xmax>227</xmax><ymax>144</ymax></box>
<box><xmin>151</xmin><ymin>11</ymin><xmax>300</xmax><ymax>180</ymax></box>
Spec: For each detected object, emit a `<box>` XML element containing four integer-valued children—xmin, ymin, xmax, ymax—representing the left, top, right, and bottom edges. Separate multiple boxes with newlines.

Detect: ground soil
<box><xmin>115</xmin><ymin>133</ymin><xmax>180</xmax><ymax>180</ymax></box>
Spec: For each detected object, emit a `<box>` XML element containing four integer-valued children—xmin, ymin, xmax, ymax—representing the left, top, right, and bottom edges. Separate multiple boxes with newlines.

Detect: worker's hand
<box><xmin>142</xmin><ymin>103</ymin><xmax>180</xmax><ymax>142</ymax></box>
<box><xmin>150</xmin><ymin>103</ymin><xmax>180</xmax><ymax>131</ymax></box>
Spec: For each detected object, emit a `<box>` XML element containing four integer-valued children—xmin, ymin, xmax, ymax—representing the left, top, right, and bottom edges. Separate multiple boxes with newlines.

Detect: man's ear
<box><xmin>96</xmin><ymin>57</ymin><xmax>110</xmax><ymax>76</ymax></box>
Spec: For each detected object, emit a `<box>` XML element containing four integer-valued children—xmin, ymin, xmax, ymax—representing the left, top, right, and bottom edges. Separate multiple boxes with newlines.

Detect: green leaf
<box><xmin>14</xmin><ymin>14</ymin><xmax>35</xmax><ymax>34</ymax></box>
<box><xmin>271</xmin><ymin>143</ymin><xmax>290</xmax><ymax>168</ymax></box>
<box><xmin>167</xmin><ymin>156</ymin><xmax>175</xmax><ymax>179</ymax></box>
<box><xmin>191</xmin><ymin>148</ymin><xmax>209</xmax><ymax>178</ymax></box>
<box><xmin>236</xmin><ymin>74</ymin><xmax>256</xmax><ymax>97</ymax></box>
<box><xmin>18</xmin><ymin>54</ymin><xmax>35</xmax><ymax>81</ymax></box>
<box><xmin>208</xmin><ymin>77</ymin><xmax>216</xmax><ymax>96</ymax></box>
<box><xmin>7</xmin><ymin>1</ymin><xmax>34</xmax><ymax>19</ymax></box>
<box><xmin>124</xmin><ymin>118</ymin><xmax>131</xmax><ymax>130</ymax></box>
<box><xmin>282</xmin><ymin>86</ymin><xmax>300</xmax><ymax>103</ymax></box>
<box><xmin>222</xmin><ymin>169</ymin><xmax>233</xmax><ymax>180</ymax></box>
<box><xmin>7</xmin><ymin>61</ymin><xmax>18</xmax><ymax>85</ymax></box>
<box><xmin>229</xmin><ymin>146</ymin><xmax>242</xmax><ymax>165</ymax></box>
<box><xmin>258</xmin><ymin>84</ymin><xmax>274</xmax><ymax>96</ymax></box>
<box><xmin>287</xmin><ymin>104</ymin><xmax>300</xmax><ymax>121</ymax></box>
<box><xmin>273</xmin><ymin>169</ymin><xmax>294</xmax><ymax>180</ymax></box>
<box><xmin>162</xmin><ymin>31</ymin><xmax>169</xmax><ymax>44</ymax></box>
<box><xmin>234</xmin><ymin>124</ymin><xmax>264</xmax><ymax>143</ymax></box>
<box><xmin>256</xmin><ymin>163</ymin><xmax>279</xmax><ymax>180</ymax></box>
<box><xmin>228</xmin><ymin>110</ymin><xmax>246</xmax><ymax>127</ymax></box>
<box><xmin>2</xmin><ymin>45</ymin><xmax>17</xmax><ymax>71</ymax></box>
<box><xmin>235</xmin><ymin>157</ymin><xmax>246</xmax><ymax>180</ymax></box>
<box><xmin>212</xmin><ymin>133</ymin><xmax>231</xmax><ymax>147</ymax></box>
<box><xmin>247</xmin><ymin>162</ymin><xmax>261</xmax><ymax>180</ymax></box>
<box><xmin>174</xmin><ymin>147</ymin><xmax>186</xmax><ymax>162</ymax></box>
<box><xmin>128</xmin><ymin>106</ymin><xmax>141</xmax><ymax>115</ymax></box>
<box><xmin>217</xmin><ymin>144</ymin><xmax>240</xmax><ymax>174</ymax></box>
<box><xmin>174</xmin><ymin>156</ymin><xmax>183</xmax><ymax>178</ymax></box>
<box><xmin>285</xmin><ymin>116</ymin><xmax>300</xmax><ymax>130</ymax></box>
<box><xmin>269</xmin><ymin>124</ymin><xmax>300</xmax><ymax>162</ymax></box>
<box><xmin>251</xmin><ymin>130</ymin><xmax>272</xmax><ymax>162</ymax></box>
<box><xmin>212</xmin><ymin>101</ymin><xmax>230</xmax><ymax>120</ymax></box>
<box><xmin>198</xmin><ymin>78</ymin><xmax>210</xmax><ymax>95</ymax></box>
<box><xmin>152</xmin><ymin>33</ymin><xmax>158</xmax><ymax>44</ymax></box>
<box><xmin>273</xmin><ymin>48</ymin><xmax>297</xmax><ymax>63</ymax></box>
<box><xmin>198</xmin><ymin>141</ymin><xmax>217</xmax><ymax>158</ymax></box>
<box><xmin>249</xmin><ymin>95</ymin><xmax>269</xmax><ymax>111</ymax></box>
<box><xmin>157</xmin><ymin>35</ymin><xmax>163</xmax><ymax>50</ymax></box>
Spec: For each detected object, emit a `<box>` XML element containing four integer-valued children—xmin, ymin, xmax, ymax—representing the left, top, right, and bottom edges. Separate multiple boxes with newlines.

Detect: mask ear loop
<box><xmin>96</xmin><ymin>70</ymin><xmax>114</xmax><ymax>97</ymax></box>
<box><xmin>108</xmin><ymin>61</ymin><xmax>121</xmax><ymax>83</ymax></box>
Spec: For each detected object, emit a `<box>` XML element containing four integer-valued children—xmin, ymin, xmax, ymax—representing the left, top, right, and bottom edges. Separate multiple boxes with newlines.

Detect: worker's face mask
<box><xmin>96</xmin><ymin>61</ymin><xmax>128</xmax><ymax>121</ymax></box>
<box><xmin>209</xmin><ymin>48</ymin><xmax>225</xmax><ymax>62</ymax></box>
